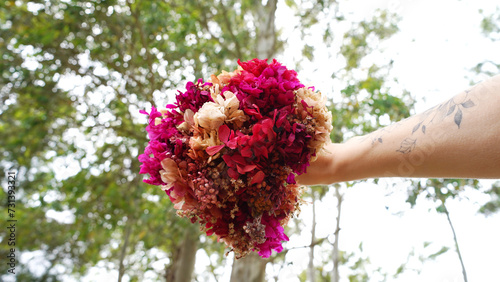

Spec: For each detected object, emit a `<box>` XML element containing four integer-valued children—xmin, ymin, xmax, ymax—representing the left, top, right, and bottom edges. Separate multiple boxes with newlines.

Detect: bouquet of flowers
<box><xmin>139</xmin><ymin>58</ymin><xmax>332</xmax><ymax>258</ymax></box>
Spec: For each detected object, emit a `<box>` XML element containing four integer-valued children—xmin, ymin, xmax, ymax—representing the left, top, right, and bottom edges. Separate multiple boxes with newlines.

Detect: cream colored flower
<box><xmin>159</xmin><ymin>108</ymin><xmax>170</xmax><ymax>115</ymax></box>
<box><xmin>296</xmin><ymin>87</ymin><xmax>332</xmax><ymax>124</ymax></box>
<box><xmin>159</xmin><ymin>158</ymin><xmax>181</xmax><ymax>190</ymax></box>
<box><xmin>217</xmin><ymin>70</ymin><xmax>236</xmax><ymax>85</ymax></box>
<box><xmin>209</xmin><ymin>83</ymin><xmax>222</xmax><ymax>100</ymax></box>
<box><xmin>214</xmin><ymin>91</ymin><xmax>239</xmax><ymax>110</ymax></box>
<box><xmin>295</xmin><ymin>87</ymin><xmax>326</xmax><ymax>109</ymax></box>
<box><xmin>177</xmin><ymin>109</ymin><xmax>195</xmax><ymax>133</ymax></box>
<box><xmin>189</xmin><ymin>135</ymin><xmax>205</xmax><ymax>151</ymax></box>
<box><xmin>188</xmin><ymin>91</ymin><xmax>249</xmax><ymax>162</ymax></box>
<box><xmin>194</xmin><ymin>102</ymin><xmax>226</xmax><ymax>131</ymax></box>
<box><xmin>295</xmin><ymin>87</ymin><xmax>333</xmax><ymax>160</ymax></box>
<box><xmin>189</xmin><ymin>132</ymin><xmax>220</xmax><ymax>151</ymax></box>
<box><xmin>216</xmin><ymin>91</ymin><xmax>248</xmax><ymax>128</ymax></box>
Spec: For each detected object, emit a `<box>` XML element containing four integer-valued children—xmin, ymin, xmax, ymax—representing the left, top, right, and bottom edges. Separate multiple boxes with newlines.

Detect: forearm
<box><xmin>300</xmin><ymin>74</ymin><xmax>500</xmax><ymax>185</ymax></box>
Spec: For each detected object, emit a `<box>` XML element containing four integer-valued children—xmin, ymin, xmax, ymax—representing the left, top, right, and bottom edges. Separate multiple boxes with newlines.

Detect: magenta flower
<box><xmin>256</xmin><ymin>214</ymin><xmax>289</xmax><ymax>258</ymax></box>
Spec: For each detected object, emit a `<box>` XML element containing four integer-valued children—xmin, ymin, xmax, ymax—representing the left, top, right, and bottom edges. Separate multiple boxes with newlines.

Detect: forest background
<box><xmin>1</xmin><ymin>0</ymin><xmax>500</xmax><ymax>281</ymax></box>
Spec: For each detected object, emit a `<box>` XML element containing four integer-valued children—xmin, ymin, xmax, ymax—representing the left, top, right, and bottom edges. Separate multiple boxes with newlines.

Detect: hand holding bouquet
<box><xmin>139</xmin><ymin>58</ymin><xmax>332</xmax><ymax>258</ymax></box>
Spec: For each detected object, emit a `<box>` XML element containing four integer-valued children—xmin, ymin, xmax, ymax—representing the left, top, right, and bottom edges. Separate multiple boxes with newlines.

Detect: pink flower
<box><xmin>174</xmin><ymin>79</ymin><xmax>213</xmax><ymax>113</ymax></box>
<box><xmin>256</xmin><ymin>214</ymin><xmax>289</xmax><ymax>258</ymax></box>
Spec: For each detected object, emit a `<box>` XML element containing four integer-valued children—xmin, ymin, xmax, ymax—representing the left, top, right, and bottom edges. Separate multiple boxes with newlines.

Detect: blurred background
<box><xmin>1</xmin><ymin>0</ymin><xmax>499</xmax><ymax>281</ymax></box>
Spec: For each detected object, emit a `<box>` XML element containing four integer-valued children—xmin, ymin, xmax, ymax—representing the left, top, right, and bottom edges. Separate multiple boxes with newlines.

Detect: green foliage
<box><xmin>474</xmin><ymin>8</ymin><xmax>500</xmax><ymax>76</ymax></box>
<box><xmin>480</xmin><ymin>7</ymin><xmax>500</xmax><ymax>39</ymax></box>
<box><xmin>327</xmin><ymin>11</ymin><xmax>414</xmax><ymax>144</ymax></box>
<box><xmin>479</xmin><ymin>182</ymin><xmax>500</xmax><ymax>215</ymax></box>
<box><xmin>1</xmin><ymin>0</ymin><xmax>244</xmax><ymax>279</ymax></box>
<box><xmin>297</xmin><ymin>242</ymin><xmax>390</xmax><ymax>282</ymax></box>
<box><xmin>405</xmin><ymin>178</ymin><xmax>478</xmax><ymax>282</ymax></box>
<box><xmin>341</xmin><ymin>10</ymin><xmax>399</xmax><ymax>71</ymax></box>
<box><xmin>332</xmin><ymin>64</ymin><xmax>413</xmax><ymax>142</ymax></box>
<box><xmin>393</xmin><ymin>242</ymin><xmax>450</xmax><ymax>279</ymax></box>
<box><xmin>406</xmin><ymin>178</ymin><xmax>480</xmax><ymax>208</ymax></box>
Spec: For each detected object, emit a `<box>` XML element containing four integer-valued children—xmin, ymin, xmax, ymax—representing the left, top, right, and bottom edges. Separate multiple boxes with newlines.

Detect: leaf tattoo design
<box><xmin>447</xmin><ymin>104</ymin><xmax>456</xmax><ymax>116</ymax></box>
<box><xmin>396</xmin><ymin>138</ymin><xmax>417</xmax><ymax>154</ymax></box>
<box><xmin>461</xmin><ymin>99</ymin><xmax>475</xmax><ymax>108</ymax></box>
<box><xmin>369</xmin><ymin>137</ymin><xmax>383</xmax><ymax>145</ymax></box>
<box><xmin>412</xmin><ymin>122</ymin><xmax>422</xmax><ymax>134</ymax></box>
<box><xmin>454</xmin><ymin>108</ymin><xmax>463</xmax><ymax>128</ymax></box>
<box><xmin>430</xmin><ymin>97</ymin><xmax>476</xmax><ymax>129</ymax></box>
<box><xmin>446</xmin><ymin>99</ymin><xmax>474</xmax><ymax>128</ymax></box>
<box><xmin>395</xmin><ymin>94</ymin><xmax>475</xmax><ymax>154</ymax></box>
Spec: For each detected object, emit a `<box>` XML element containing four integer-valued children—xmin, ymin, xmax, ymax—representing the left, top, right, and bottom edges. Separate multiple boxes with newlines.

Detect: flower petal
<box><xmin>227</xmin><ymin>167</ymin><xmax>239</xmax><ymax>179</ymax></box>
<box><xmin>206</xmin><ymin>144</ymin><xmax>225</xmax><ymax>156</ymax></box>
<box><xmin>241</xmin><ymin>146</ymin><xmax>253</xmax><ymax>158</ymax></box>
<box><xmin>237</xmin><ymin>164</ymin><xmax>257</xmax><ymax>174</ymax></box>
<box><xmin>222</xmin><ymin>154</ymin><xmax>235</xmax><ymax>167</ymax></box>
<box><xmin>251</xmin><ymin>171</ymin><xmax>265</xmax><ymax>184</ymax></box>
<box><xmin>227</xmin><ymin>137</ymin><xmax>238</xmax><ymax>149</ymax></box>
<box><xmin>219</xmin><ymin>124</ymin><xmax>230</xmax><ymax>143</ymax></box>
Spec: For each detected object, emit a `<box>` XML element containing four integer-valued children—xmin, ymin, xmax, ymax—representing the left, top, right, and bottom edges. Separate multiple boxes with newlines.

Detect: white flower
<box><xmin>177</xmin><ymin>109</ymin><xmax>195</xmax><ymax>133</ymax></box>
<box><xmin>216</xmin><ymin>91</ymin><xmax>247</xmax><ymax>128</ymax></box>
<box><xmin>194</xmin><ymin>102</ymin><xmax>226</xmax><ymax>131</ymax></box>
<box><xmin>189</xmin><ymin>91</ymin><xmax>247</xmax><ymax>161</ymax></box>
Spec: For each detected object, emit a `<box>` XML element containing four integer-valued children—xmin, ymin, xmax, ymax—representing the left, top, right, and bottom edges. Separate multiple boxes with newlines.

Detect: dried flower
<box><xmin>139</xmin><ymin>58</ymin><xmax>332</xmax><ymax>258</ymax></box>
<box><xmin>194</xmin><ymin>102</ymin><xmax>226</xmax><ymax>131</ymax></box>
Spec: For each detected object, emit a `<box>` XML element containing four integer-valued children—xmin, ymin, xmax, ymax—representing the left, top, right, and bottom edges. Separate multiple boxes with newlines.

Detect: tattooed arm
<box><xmin>298</xmin><ymin>74</ymin><xmax>500</xmax><ymax>185</ymax></box>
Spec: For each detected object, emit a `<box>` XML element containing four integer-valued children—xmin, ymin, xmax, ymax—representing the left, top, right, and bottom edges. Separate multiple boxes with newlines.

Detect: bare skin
<box><xmin>297</xmin><ymin>74</ymin><xmax>500</xmax><ymax>185</ymax></box>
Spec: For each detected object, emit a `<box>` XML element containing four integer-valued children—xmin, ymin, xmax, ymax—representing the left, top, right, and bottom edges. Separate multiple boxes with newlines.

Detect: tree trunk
<box><xmin>331</xmin><ymin>186</ymin><xmax>343</xmax><ymax>282</ymax></box>
<box><xmin>254</xmin><ymin>0</ymin><xmax>278</xmax><ymax>59</ymax></box>
<box><xmin>166</xmin><ymin>226</ymin><xmax>199</xmax><ymax>282</ymax></box>
<box><xmin>230</xmin><ymin>252</ymin><xmax>268</xmax><ymax>282</ymax></box>
<box><xmin>118</xmin><ymin>224</ymin><xmax>132</xmax><ymax>282</ymax></box>
<box><xmin>308</xmin><ymin>191</ymin><xmax>317</xmax><ymax>282</ymax></box>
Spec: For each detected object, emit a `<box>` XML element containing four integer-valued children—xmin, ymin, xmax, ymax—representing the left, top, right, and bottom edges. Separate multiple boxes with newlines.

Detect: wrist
<box><xmin>333</xmin><ymin>136</ymin><xmax>386</xmax><ymax>183</ymax></box>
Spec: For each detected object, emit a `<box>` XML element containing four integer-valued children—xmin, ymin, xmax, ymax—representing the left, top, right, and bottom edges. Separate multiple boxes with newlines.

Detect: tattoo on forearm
<box><xmin>357</xmin><ymin>121</ymin><xmax>404</xmax><ymax>145</ymax></box>
<box><xmin>430</xmin><ymin>93</ymin><xmax>475</xmax><ymax>129</ymax></box>
<box><xmin>396</xmin><ymin>138</ymin><xmax>417</xmax><ymax>154</ymax></box>
<box><xmin>396</xmin><ymin>90</ymin><xmax>476</xmax><ymax>154</ymax></box>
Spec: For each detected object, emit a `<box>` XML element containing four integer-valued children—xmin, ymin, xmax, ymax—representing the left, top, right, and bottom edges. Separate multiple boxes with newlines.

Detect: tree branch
<box><xmin>118</xmin><ymin>224</ymin><xmax>133</xmax><ymax>282</ymax></box>
<box><xmin>196</xmin><ymin>1</ymin><xmax>239</xmax><ymax>59</ymax></box>
<box><xmin>331</xmin><ymin>186</ymin><xmax>343</xmax><ymax>282</ymax></box>
<box><xmin>441</xmin><ymin>200</ymin><xmax>468</xmax><ymax>282</ymax></box>
<box><xmin>129</xmin><ymin>1</ymin><xmax>156</xmax><ymax>102</ymax></box>
<box><xmin>308</xmin><ymin>191</ymin><xmax>317</xmax><ymax>282</ymax></box>
<box><xmin>218</xmin><ymin>1</ymin><xmax>243</xmax><ymax>59</ymax></box>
